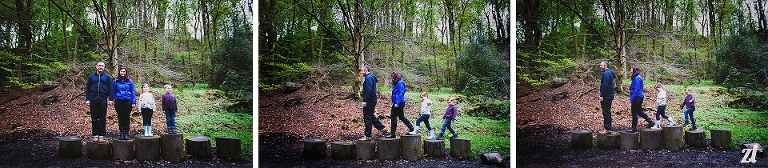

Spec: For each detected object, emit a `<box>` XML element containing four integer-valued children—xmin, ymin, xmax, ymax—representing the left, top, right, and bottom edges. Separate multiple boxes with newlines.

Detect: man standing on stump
<box><xmin>85</xmin><ymin>62</ymin><xmax>113</xmax><ymax>142</ymax></box>
<box><xmin>599</xmin><ymin>61</ymin><xmax>616</xmax><ymax>133</ymax></box>
<box><xmin>359</xmin><ymin>65</ymin><xmax>388</xmax><ymax>141</ymax></box>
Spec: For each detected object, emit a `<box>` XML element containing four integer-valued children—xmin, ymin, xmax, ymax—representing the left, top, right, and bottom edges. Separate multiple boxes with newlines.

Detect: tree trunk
<box><xmin>662</xmin><ymin>126</ymin><xmax>684</xmax><ymax>151</ymax></box>
<box><xmin>185</xmin><ymin>136</ymin><xmax>212</xmax><ymax>159</ymax></box>
<box><xmin>619</xmin><ymin>130</ymin><xmax>638</xmax><ymax>150</ymax></box>
<box><xmin>160</xmin><ymin>133</ymin><xmax>185</xmax><ymax>162</ymax></box>
<box><xmin>354</xmin><ymin>140</ymin><xmax>376</xmax><ymax>160</ymax></box>
<box><xmin>685</xmin><ymin>128</ymin><xmax>706</xmax><ymax>148</ymax></box>
<box><xmin>639</xmin><ymin>128</ymin><xmax>662</xmax><ymax>150</ymax></box>
<box><xmin>596</xmin><ymin>132</ymin><xmax>619</xmax><ymax>150</ymax></box>
<box><xmin>711</xmin><ymin>129</ymin><xmax>732</xmax><ymax>150</ymax></box>
<box><xmin>570</xmin><ymin>129</ymin><xmax>593</xmax><ymax>149</ymax></box>
<box><xmin>87</xmin><ymin>140</ymin><xmax>112</xmax><ymax>160</ymax></box>
<box><xmin>399</xmin><ymin>134</ymin><xmax>421</xmax><ymax>161</ymax></box>
<box><xmin>112</xmin><ymin>139</ymin><xmax>135</xmax><ymax>160</ymax></box>
<box><xmin>423</xmin><ymin>139</ymin><xmax>446</xmax><ymax>158</ymax></box>
<box><xmin>215</xmin><ymin>137</ymin><xmax>241</xmax><ymax>161</ymax></box>
<box><xmin>58</xmin><ymin>136</ymin><xmax>83</xmax><ymax>159</ymax></box>
<box><xmin>135</xmin><ymin>135</ymin><xmax>161</xmax><ymax>161</ymax></box>
<box><xmin>330</xmin><ymin>141</ymin><xmax>355</xmax><ymax>160</ymax></box>
<box><xmin>449</xmin><ymin>138</ymin><xmax>471</xmax><ymax>159</ymax></box>
<box><xmin>302</xmin><ymin>138</ymin><xmax>327</xmax><ymax>159</ymax></box>
<box><xmin>377</xmin><ymin>136</ymin><xmax>400</xmax><ymax>160</ymax></box>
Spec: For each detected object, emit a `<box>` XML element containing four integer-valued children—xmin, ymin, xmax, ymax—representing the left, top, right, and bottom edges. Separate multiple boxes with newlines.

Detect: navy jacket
<box><xmin>361</xmin><ymin>73</ymin><xmax>378</xmax><ymax>104</ymax></box>
<box><xmin>112</xmin><ymin>79</ymin><xmax>136</xmax><ymax>104</ymax></box>
<box><xmin>85</xmin><ymin>72</ymin><xmax>114</xmax><ymax>101</ymax></box>
<box><xmin>600</xmin><ymin>69</ymin><xmax>616</xmax><ymax>99</ymax></box>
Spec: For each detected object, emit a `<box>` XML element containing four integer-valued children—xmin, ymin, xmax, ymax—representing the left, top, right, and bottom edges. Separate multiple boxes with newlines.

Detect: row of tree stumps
<box><xmin>571</xmin><ymin>127</ymin><xmax>732</xmax><ymax>150</ymax></box>
<box><xmin>57</xmin><ymin>134</ymin><xmax>243</xmax><ymax>162</ymax></box>
<box><xmin>303</xmin><ymin>134</ymin><xmax>472</xmax><ymax>161</ymax></box>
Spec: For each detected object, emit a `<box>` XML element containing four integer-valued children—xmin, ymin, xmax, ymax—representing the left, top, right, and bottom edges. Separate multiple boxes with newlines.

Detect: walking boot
<box><xmin>436</xmin><ymin>133</ymin><xmax>444</xmax><ymax>140</ymax></box>
<box><xmin>427</xmin><ymin>129</ymin><xmax>436</xmax><ymax>139</ymax></box>
<box><xmin>682</xmin><ymin>120</ymin><xmax>690</xmax><ymax>127</ymax></box>
<box><xmin>667</xmin><ymin>118</ymin><xmax>676</xmax><ymax>126</ymax></box>
<box><xmin>645</xmin><ymin>120</ymin><xmax>655</xmax><ymax>128</ymax></box>
<box><xmin>652</xmin><ymin>120</ymin><xmax>661</xmax><ymax>130</ymax></box>
<box><xmin>147</xmin><ymin>126</ymin><xmax>153</xmax><ymax>136</ymax></box>
<box><xmin>408</xmin><ymin>126</ymin><xmax>419</xmax><ymax>135</ymax></box>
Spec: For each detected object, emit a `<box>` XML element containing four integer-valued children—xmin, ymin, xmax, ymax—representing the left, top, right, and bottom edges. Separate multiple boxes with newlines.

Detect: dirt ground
<box><xmin>516</xmin><ymin>81</ymin><xmax>768</xmax><ymax>167</ymax></box>
<box><xmin>258</xmin><ymin>79</ymin><xmax>510</xmax><ymax>167</ymax></box>
<box><xmin>0</xmin><ymin>85</ymin><xmax>252</xmax><ymax>167</ymax></box>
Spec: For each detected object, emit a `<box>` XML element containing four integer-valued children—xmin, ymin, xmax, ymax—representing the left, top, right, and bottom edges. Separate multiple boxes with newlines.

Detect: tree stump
<box><xmin>662</xmin><ymin>126</ymin><xmax>685</xmax><ymax>151</ymax></box>
<box><xmin>640</xmin><ymin>128</ymin><xmax>662</xmax><ymax>150</ymax></box>
<box><xmin>400</xmin><ymin>134</ymin><xmax>421</xmax><ymax>161</ymax></box>
<box><xmin>283</xmin><ymin>82</ymin><xmax>303</xmax><ymax>93</ymax></box>
<box><xmin>550</xmin><ymin>77</ymin><xmax>568</xmax><ymax>88</ymax></box>
<box><xmin>160</xmin><ymin>133</ymin><xmax>185</xmax><ymax>162</ymax></box>
<box><xmin>479</xmin><ymin>153</ymin><xmax>504</xmax><ymax>165</ymax></box>
<box><xmin>596</xmin><ymin>132</ymin><xmax>619</xmax><ymax>150</ymax></box>
<box><xmin>86</xmin><ymin>140</ymin><xmax>112</xmax><ymax>160</ymax></box>
<box><xmin>303</xmin><ymin>138</ymin><xmax>327</xmax><ymax>159</ymax></box>
<box><xmin>377</xmin><ymin>137</ymin><xmax>400</xmax><ymax>160</ymax></box>
<box><xmin>570</xmin><ymin>129</ymin><xmax>593</xmax><ymax>149</ymax></box>
<box><xmin>112</xmin><ymin>139</ymin><xmax>134</xmax><ymax>160</ymax></box>
<box><xmin>135</xmin><ymin>135</ymin><xmax>160</xmax><ymax>161</ymax></box>
<box><xmin>424</xmin><ymin>139</ymin><xmax>446</xmax><ymax>158</ymax></box>
<box><xmin>41</xmin><ymin>81</ymin><xmax>59</xmax><ymax>92</ymax></box>
<box><xmin>450</xmin><ymin>138</ymin><xmax>471</xmax><ymax>159</ymax></box>
<box><xmin>330</xmin><ymin>141</ymin><xmax>355</xmax><ymax>160</ymax></box>
<box><xmin>58</xmin><ymin>136</ymin><xmax>82</xmax><ymax>159</ymax></box>
<box><xmin>185</xmin><ymin>136</ymin><xmax>212</xmax><ymax>160</ymax></box>
<box><xmin>711</xmin><ymin>129</ymin><xmax>732</xmax><ymax>150</ymax></box>
<box><xmin>354</xmin><ymin>140</ymin><xmax>376</xmax><ymax>160</ymax></box>
<box><xmin>619</xmin><ymin>131</ymin><xmax>639</xmax><ymax>150</ymax></box>
<box><xmin>685</xmin><ymin>128</ymin><xmax>706</xmax><ymax>148</ymax></box>
<box><xmin>215</xmin><ymin>137</ymin><xmax>241</xmax><ymax>161</ymax></box>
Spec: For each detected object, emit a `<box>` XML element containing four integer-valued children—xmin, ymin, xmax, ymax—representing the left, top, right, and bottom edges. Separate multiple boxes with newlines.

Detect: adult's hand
<box><xmin>86</xmin><ymin>101</ymin><xmax>90</xmax><ymax>106</ymax></box>
<box><xmin>132</xmin><ymin>104</ymin><xmax>136</xmax><ymax>109</ymax></box>
<box><xmin>599</xmin><ymin>97</ymin><xmax>603</xmax><ymax>102</ymax></box>
<box><xmin>362</xmin><ymin>102</ymin><xmax>367</xmax><ymax>108</ymax></box>
<box><xmin>108</xmin><ymin>101</ymin><xmax>114</xmax><ymax>106</ymax></box>
<box><xmin>394</xmin><ymin>104</ymin><xmax>399</xmax><ymax>108</ymax></box>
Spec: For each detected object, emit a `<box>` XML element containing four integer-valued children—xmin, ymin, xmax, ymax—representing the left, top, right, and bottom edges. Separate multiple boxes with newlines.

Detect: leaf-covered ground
<box><xmin>0</xmin><ymin>85</ymin><xmax>252</xmax><ymax>167</ymax></box>
<box><xmin>516</xmin><ymin>80</ymin><xmax>768</xmax><ymax>167</ymax></box>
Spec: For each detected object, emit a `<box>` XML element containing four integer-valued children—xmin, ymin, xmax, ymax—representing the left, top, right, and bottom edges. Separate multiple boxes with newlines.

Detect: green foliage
<box><xmin>456</xmin><ymin>35</ymin><xmax>509</xmax><ymax>98</ymax></box>
<box><xmin>463</xmin><ymin>75</ymin><xmax>496</xmax><ymax>98</ymax></box>
<box><xmin>210</xmin><ymin>21</ymin><xmax>252</xmax><ymax>89</ymax></box>
<box><xmin>448</xmin><ymin>116</ymin><xmax>510</xmax><ymax>159</ymax></box>
<box><xmin>713</xmin><ymin>27</ymin><xmax>767</xmax><ymax>88</ymax></box>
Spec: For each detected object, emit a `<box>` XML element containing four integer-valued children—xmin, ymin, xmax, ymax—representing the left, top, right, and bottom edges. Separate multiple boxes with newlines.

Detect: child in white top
<box><xmin>652</xmin><ymin>83</ymin><xmax>675</xmax><ymax>129</ymax></box>
<box><xmin>408</xmin><ymin>92</ymin><xmax>436</xmax><ymax>139</ymax></box>
<box><xmin>138</xmin><ymin>84</ymin><xmax>156</xmax><ymax>136</ymax></box>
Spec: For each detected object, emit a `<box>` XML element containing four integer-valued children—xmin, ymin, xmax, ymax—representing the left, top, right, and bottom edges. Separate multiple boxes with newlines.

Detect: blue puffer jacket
<box><xmin>391</xmin><ymin>80</ymin><xmax>406</xmax><ymax>107</ymax></box>
<box><xmin>85</xmin><ymin>72</ymin><xmax>114</xmax><ymax>101</ymax></box>
<box><xmin>112</xmin><ymin>79</ymin><xmax>136</xmax><ymax>104</ymax></box>
<box><xmin>629</xmin><ymin>75</ymin><xmax>645</xmax><ymax>102</ymax></box>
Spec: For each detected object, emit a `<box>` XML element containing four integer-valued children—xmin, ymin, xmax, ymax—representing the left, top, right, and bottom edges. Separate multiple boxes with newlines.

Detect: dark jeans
<box><xmin>363</xmin><ymin>102</ymin><xmax>385</xmax><ymax>137</ymax></box>
<box><xmin>601</xmin><ymin>98</ymin><xmax>613</xmax><ymax>130</ymax></box>
<box><xmin>89</xmin><ymin>101</ymin><xmax>107</xmax><ymax>136</ymax></box>
<box><xmin>165</xmin><ymin>109</ymin><xmax>177</xmax><ymax>129</ymax></box>
<box><xmin>631</xmin><ymin>99</ymin><xmax>652</xmax><ymax>129</ymax></box>
<box><xmin>141</xmin><ymin>108</ymin><xmax>153</xmax><ymax>126</ymax></box>
<box><xmin>684</xmin><ymin>107</ymin><xmax>696</xmax><ymax>127</ymax></box>
<box><xmin>656</xmin><ymin>105</ymin><xmax>670</xmax><ymax>120</ymax></box>
<box><xmin>390</xmin><ymin>104</ymin><xmax>413</xmax><ymax>134</ymax></box>
<box><xmin>115</xmin><ymin>100</ymin><xmax>132</xmax><ymax>133</ymax></box>
<box><xmin>415</xmin><ymin>114</ymin><xmax>432</xmax><ymax>130</ymax></box>
<box><xmin>439</xmin><ymin>119</ymin><xmax>456</xmax><ymax>136</ymax></box>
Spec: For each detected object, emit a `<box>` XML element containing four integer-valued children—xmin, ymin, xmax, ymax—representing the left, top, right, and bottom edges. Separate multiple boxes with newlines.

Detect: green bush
<box><xmin>713</xmin><ymin>27</ymin><xmax>767</xmax><ymax>88</ymax></box>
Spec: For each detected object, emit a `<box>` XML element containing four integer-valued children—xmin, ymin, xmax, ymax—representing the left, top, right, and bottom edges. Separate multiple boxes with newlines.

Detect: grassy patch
<box><xmin>154</xmin><ymin>86</ymin><xmax>253</xmax><ymax>159</ymax></box>
<box><xmin>447</xmin><ymin>117</ymin><xmax>510</xmax><ymax>159</ymax></box>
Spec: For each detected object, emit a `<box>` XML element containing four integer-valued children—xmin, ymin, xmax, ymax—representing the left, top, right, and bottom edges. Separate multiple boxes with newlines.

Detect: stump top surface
<box><xmin>619</xmin><ymin>131</ymin><xmax>639</xmax><ymax>135</ymax></box>
<box><xmin>379</xmin><ymin>137</ymin><xmax>400</xmax><ymax>141</ymax></box>
<box><xmin>137</xmin><ymin>136</ymin><xmax>160</xmax><ymax>140</ymax></box>
<box><xmin>711</xmin><ymin>129</ymin><xmax>732</xmax><ymax>132</ymax></box>
<box><xmin>450</xmin><ymin>138</ymin><xmax>471</xmax><ymax>141</ymax></box>
<box><xmin>424</xmin><ymin>139</ymin><xmax>444</xmax><ymax>143</ymax></box>
<box><xmin>400</xmin><ymin>134</ymin><xmax>420</xmax><ymax>137</ymax></box>
<box><xmin>59</xmin><ymin>136</ymin><xmax>82</xmax><ymax>141</ymax></box>
<box><xmin>113</xmin><ymin>139</ymin><xmax>134</xmax><ymax>142</ymax></box>
<box><xmin>216</xmin><ymin>137</ymin><xmax>241</xmax><ymax>140</ymax></box>
<box><xmin>597</xmin><ymin>132</ymin><xmax>618</xmax><ymax>136</ymax></box>
<box><xmin>640</xmin><ymin>129</ymin><xmax>661</xmax><ymax>132</ymax></box>
<box><xmin>160</xmin><ymin>133</ymin><xmax>184</xmax><ymax>137</ymax></box>
<box><xmin>87</xmin><ymin>140</ymin><xmax>110</xmax><ymax>144</ymax></box>
<box><xmin>571</xmin><ymin>129</ymin><xmax>592</xmax><ymax>134</ymax></box>
<box><xmin>331</xmin><ymin>141</ymin><xmax>354</xmax><ymax>145</ymax></box>
<box><xmin>304</xmin><ymin>138</ymin><xmax>326</xmax><ymax>142</ymax></box>
<box><xmin>661</xmin><ymin>126</ymin><xmax>682</xmax><ymax>129</ymax></box>
<box><xmin>355</xmin><ymin>140</ymin><xmax>376</xmax><ymax>144</ymax></box>
<box><xmin>187</xmin><ymin>136</ymin><xmax>211</xmax><ymax>141</ymax></box>
<box><xmin>686</xmin><ymin>128</ymin><xmax>705</xmax><ymax>133</ymax></box>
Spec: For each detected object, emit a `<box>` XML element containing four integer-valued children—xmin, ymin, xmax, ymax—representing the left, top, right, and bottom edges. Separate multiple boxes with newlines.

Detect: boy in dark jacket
<box><xmin>162</xmin><ymin>85</ymin><xmax>178</xmax><ymax>134</ymax></box>
<box><xmin>437</xmin><ymin>97</ymin><xmax>458</xmax><ymax>140</ymax></box>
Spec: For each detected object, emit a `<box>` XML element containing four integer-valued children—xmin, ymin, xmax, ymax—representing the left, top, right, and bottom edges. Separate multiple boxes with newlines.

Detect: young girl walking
<box><xmin>138</xmin><ymin>84</ymin><xmax>156</xmax><ymax>136</ymax></box>
<box><xmin>652</xmin><ymin>83</ymin><xmax>675</xmax><ymax>129</ymax></box>
<box><xmin>408</xmin><ymin>92</ymin><xmax>436</xmax><ymax>139</ymax></box>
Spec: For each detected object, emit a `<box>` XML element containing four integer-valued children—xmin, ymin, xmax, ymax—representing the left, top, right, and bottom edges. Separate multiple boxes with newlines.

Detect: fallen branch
<box><xmin>0</xmin><ymin>95</ymin><xmax>21</xmax><ymax>106</ymax></box>
<box><xmin>308</xmin><ymin>93</ymin><xmax>332</xmax><ymax>109</ymax></box>
<box><xmin>575</xmin><ymin>87</ymin><xmax>598</xmax><ymax>102</ymax></box>
<box><xmin>65</xmin><ymin>92</ymin><xmax>85</xmax><ymax>106</ymax></box>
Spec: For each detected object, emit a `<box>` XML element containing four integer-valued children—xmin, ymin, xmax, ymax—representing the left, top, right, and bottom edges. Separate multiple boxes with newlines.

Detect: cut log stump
<box><xmin>135</xmin><ymin>136</ymin><xmax>160</xmax><ymax>161</ymax></box>
<box><xmin>215</xmin><ymin>137</ymin><xmax>241</xmax><ymax>161</ymax></box>
<box><xmin>86</xmin><ymin>140</ymin><xmax>112</xmax><ymax>160</ymax></box>
<box><xmin>570</xmin><ymin>129</ymin><xmax>593</xmax><ymax>149</ymax></box>
<box><xmin>185</xmin><ymin>136</ymin><xmax>212</xmax><ymax>160</ymax></box>
<box><xmin>711</xmin><ymin>129</ymin><xmax>732</xmax><ymax>150</ymax></box>
<box><xmin>450</xmin><ymin>138</ymin><xmax>471</xmax><ymax>160</ymax></box>
<box><xmin>479</xmin><ymin>153</ymin><xmax>504</xmax><ymax>165</ymax></box>
<box><xmin>685</xmin><ymin>128</ymin><xmax>706</xmax><ymax>148</ymax></box>
<box><xmin>662</xmin><ymin>126</ymin><xmax>684</xmax><ymax>151</ymax></box>
<box><xmin>619</xmin><ymin>131</ymin><xmax>639</xmax><ymax>151</ymax></box>
<box><xmin>58</xmin><ymin>136</ymin><xmax>83</xmax><ymax>159</ymax></box>
<box><xmin>400</xmin><ymin>134</ymin><xmax>421</xmax><ymax>161</ymax></box>
<box><xmin>330</xmin><ymin>141</ymin><xmax>355</xmax><ymax>160</ymax></box>
<box><xmin>596</xmin><ymin>132</ymin><xmax>619</xmax><ymax>150</ymax></box>
<box><xmin>377</xmin><ymin>137</ymin><xmax>400</xmax><ymax>160</ymax></box>
<box><xmin>640</xmin><ymin>128</ymin><xmax>662</xmax><ymax>150</ymax></box>
<box><xmin>424</xmin><ymin>139</ymin><xmax>446</xmax><ymax>158</ymax></box>
<box><xmin>160</xmin><ymin>133</ymin><xmax>185</xmax><ymax>162</ymax></box>
<box><xmin>354</xmin><ymin>140</ymin><xmax>376</xmax><ymax>160</ymax></box>
<box><xmin>112</xmin><ymin>139</ymin><xmax>134</xmax><ymax>160</ymax></box>
<box><xmin>303</xmin><ymin>138</ymin><xmax>327</xmax><ymax>159</ymax></box>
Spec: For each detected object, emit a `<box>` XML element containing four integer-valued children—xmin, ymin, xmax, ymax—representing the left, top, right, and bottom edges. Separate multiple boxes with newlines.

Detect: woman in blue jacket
<box><xmin>628</xmin><ymin>66</ymin><xmax>655</xmax><ymax>132</ymax></box>
<box><xmin>384</xmin><ymin>72</ymin><xmax>414</xmax><ymax>138</ymax></box>
<box><xmin>112</xmin><ymin>67</ymin><xmax>136</xmax><ymax>140</ymax></box>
